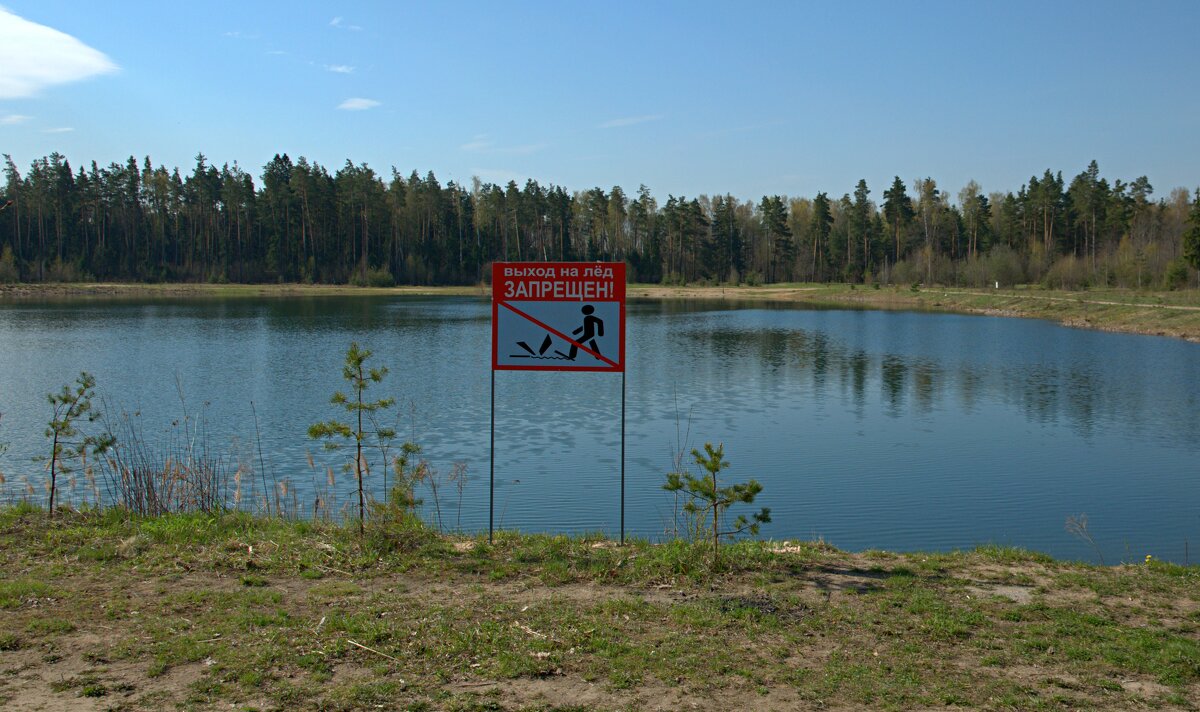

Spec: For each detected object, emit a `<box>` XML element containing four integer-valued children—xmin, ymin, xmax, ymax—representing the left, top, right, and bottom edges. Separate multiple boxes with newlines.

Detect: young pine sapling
<box><xmin>308</xmin><ymin>343</ymin><xmax>396</xmax><ymax>536</ymax></box>
<box><xmin>389</xmin><ymin>441</ymin><xmax>426</xmax><ymax>514</ymax></box>
<box><xmin>42</xmin><ymin>372</ymin><xmax>114</xmax><ymax>517</ymax></box>
<box><xmin>663</xmin><ymin>442</ymin><xmax>770</xmax><ymax>565</ymax></box>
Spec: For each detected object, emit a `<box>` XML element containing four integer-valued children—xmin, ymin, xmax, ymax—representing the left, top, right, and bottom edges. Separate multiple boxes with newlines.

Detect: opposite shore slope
<box><xmin>3</xmin><ymin>281</ymin><xmax>1200</xmax><ymax>343</ymax></box>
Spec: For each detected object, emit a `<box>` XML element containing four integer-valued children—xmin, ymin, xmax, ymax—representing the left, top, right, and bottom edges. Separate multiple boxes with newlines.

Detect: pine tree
<box><xmin>1183</xmin><ymin>189</ymin><xmax>1200</xmax><ymax>272</ymax></box>
<box><xmin>309</xmin><ymin>343</ymin><xmax>396</xmax><ymax>536</ymax></box>
<box><xmin>882</xmin><ymin>176</ymin><xmax>914</xmax><ymax>264</ymax></box>
<box><xmin>663</xmin><ymin>443</ymin><xmax>770</xmax><ymax>566</ymax></box>
<box><xmin>42</xmin><ymin>373</ymin><xmax>114</xmax><ymax>517</ymax></box>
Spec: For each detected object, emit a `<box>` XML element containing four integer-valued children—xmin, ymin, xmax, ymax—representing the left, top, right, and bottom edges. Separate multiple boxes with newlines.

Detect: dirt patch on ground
<box><xmin>0</xmin><ymin>647</ymin><xmax>207</xmax><ymax>712</ymax></box>
<box><xmin>457</xmin><ymin>676</ymin><xmax>824</xmax><ymax>712</ymax></box>
<box><xmin>965</xmin><ymin>583</ymin><xmax>1033</xmax><ymax>604</ymax></box>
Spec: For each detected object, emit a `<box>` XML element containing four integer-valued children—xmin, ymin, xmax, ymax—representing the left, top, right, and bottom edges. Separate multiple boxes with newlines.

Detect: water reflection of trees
<box><xmin>676</xmin><ymin>326</ymin><xmax>1200</xmax><ymax>443</ymax></box>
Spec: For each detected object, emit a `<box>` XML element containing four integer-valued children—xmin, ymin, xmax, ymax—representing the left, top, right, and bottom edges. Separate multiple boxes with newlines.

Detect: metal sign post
<box><xmin>490</xmin><ymin>262</ymin><xmax>627</xmax><ymax>544</ymax></box>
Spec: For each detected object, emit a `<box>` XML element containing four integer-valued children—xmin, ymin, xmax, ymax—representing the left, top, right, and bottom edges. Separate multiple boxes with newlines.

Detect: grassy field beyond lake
<box><xmin>627</xmin><ymin>283</ymin><xmax>1200</xmax><ymax>343</ymax></box>
<box><xmin>1</xmin><ymin>507</ymin><xmax>1198</xmax><ymax>711</ymax></box>
<box><xmin>4</xmin><ymin>281</ymin><xmax>1199</xmax><ymax>343</ymax></box>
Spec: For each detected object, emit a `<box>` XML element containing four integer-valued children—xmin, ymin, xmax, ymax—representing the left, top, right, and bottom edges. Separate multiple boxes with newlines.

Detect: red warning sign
<box><xmin>492</xmin><ymin>262</ymin><xmax>626</xmax><ymax>372</ymax></box>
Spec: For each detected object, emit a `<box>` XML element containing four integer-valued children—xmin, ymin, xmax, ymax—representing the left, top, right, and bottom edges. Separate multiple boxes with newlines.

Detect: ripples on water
<box><xmin>0</xmin><ymin>296</ymin><xmax>1196</xmax><ymax>563</ymax></box>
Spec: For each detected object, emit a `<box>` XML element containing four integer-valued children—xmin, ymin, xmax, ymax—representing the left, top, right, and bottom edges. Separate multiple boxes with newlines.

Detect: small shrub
<box><xmin>0</xmin><ymin>244</ymin><xmax>19</xmax><ymax>283</ymax></box>
<box><xmin>1043</xmin><ymin>255</ymin><xmax>1090</xmax><ymax>290</ymax></box>
<box><xmin>364</xmin><ymin>484</ymin><xmax>436</xmax><ymax>555</ymax></box>
<box><xmin>982</xmin><ymin>245</ymin><xmax>1026</xmax><ymax>286</ymax></box>
<box><xmin>890</xmin><ymin>259</ymin><xmax>921</xmax><ymax>285</ymax></box>
<box><xmin>1163</xmin><ymin>258</ymin><xmax>1190</xmax><ymax>290</ymax></box>
<box><xmin>365</xmin><ymin>266</ymin><xmax>395</xmax><ymax>288</ymax></box>
<box><xmin>45</xmin><ymin>257</ymin><xmax>90</xmax><ymax>283</ymax></box>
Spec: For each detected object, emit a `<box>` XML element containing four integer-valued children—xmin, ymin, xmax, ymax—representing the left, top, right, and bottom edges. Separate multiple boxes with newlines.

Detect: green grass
<box><xmin>1</xmin><ymin>506</ymin><xmax>1198</xmax><ymax>710</ymax></box>
<box><xmin>26</xmin><ymin>617</ymin><xmax>76</xmax><ymax>635</ymax></box>
<box><xmin>0</xmin><ymin>578</ymin><xmax>55</xmax><ymax>608</ymax></box>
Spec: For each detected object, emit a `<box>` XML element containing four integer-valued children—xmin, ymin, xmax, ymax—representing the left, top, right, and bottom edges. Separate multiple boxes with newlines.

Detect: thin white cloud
<box><xmin>0</xmin><ymin>7</ymin><xmax>118</xmax><ymax>98</ymax></box>
<box><xmin>460</xmin><ymin>135</ymin><xmax>492</xmax><ymax>152</ymax></box>
<box><xmin>329</xmin><ymin>16</ymin><xmax>362</xmax><ymax>31</ymax></box>
<box><xmin>223</xmin><ymin>31</ymin><xmax>259</xmax><ymax>40</ymax></box>
<box><xmin>42</xmin><ymin>126</ymin><xmax>74</xmax><ymax>133</ymax></box>
<box><xmin>599</xmin><ymin>114</ymin><xmax>663</xmax><ymax>129</ymax></box>
<box><xmin>460</xmin><ymin>135</ymin><xmax>546</xmax><ymax>156</ymax></box>
<box><xmin>325</xmin><ymin>64</ymin><xmax>355</xmax><ymax>74</ymax></box>
<box><xmin>337</xmin><ymin>97</ymin><xmax>380</xmax><ymax>111</ymax></box>
<box><xmin>0</xmin><ymin>113</ymin><xmax>32</xmax><ymax>126</ymax></box>
<box><xmin>496</xmin><ymin>143</ymin><xmax>546</xmax><ymax>156</ymax></box>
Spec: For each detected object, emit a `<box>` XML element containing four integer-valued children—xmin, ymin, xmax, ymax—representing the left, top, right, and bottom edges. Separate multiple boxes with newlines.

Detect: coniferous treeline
<box><xmin>2</xmin><ymin>152</ymin><xmax>1198</xmax><ymax>288</ymax></box>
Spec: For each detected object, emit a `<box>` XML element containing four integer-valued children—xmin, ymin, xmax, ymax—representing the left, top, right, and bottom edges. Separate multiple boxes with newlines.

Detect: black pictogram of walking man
<box><xmin>567</xmin><ymin>304</ymin><xmax>603</xmax><ymax>360</ymax></box>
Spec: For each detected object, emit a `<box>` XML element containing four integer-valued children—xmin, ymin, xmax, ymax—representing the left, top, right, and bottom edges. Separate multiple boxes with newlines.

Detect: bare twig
<box><xmin>347</xmin><ymin>639</ymin><xmax>401</xmax><ymax>663</ymax></box>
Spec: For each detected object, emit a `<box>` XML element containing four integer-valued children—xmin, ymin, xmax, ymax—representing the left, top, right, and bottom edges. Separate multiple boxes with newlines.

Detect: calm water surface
<box><xmin>0</xmin><ymin>295</ymin><xmax>1197</xmax><ymax>564</ymax></box>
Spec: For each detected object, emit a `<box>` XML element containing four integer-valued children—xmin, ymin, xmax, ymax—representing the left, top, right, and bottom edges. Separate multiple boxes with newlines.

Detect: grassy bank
<box><xmin>4</xmin><ymin>281</ymin><xmax>1199</xmax><ymax>343</ymax></box>
<box><xmin>1</xmin><ymin>507</ymin><xmax>1197</xmax><ymax>710</ymax></box>
<box><xmin>0</xmin><ymin>282</ymin><xmax>487</xmax><ymax>300</ymax></box>
<box><xmin>628</xmin><ymin>283</ymin><xmax>1200</xmax><ymax>343</ymax></box>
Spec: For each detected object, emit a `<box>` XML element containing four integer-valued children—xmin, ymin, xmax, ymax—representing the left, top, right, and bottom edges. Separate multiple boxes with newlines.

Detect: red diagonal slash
<box><xmin>499</xmin><ymin>300</ymin><xmax>619</xmax><ymax>368</ymax></box>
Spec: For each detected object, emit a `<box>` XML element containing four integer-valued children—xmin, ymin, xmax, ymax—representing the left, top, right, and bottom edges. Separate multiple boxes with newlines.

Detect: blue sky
<box><xmin>2</xmin><ymin>1</ymin><xmax>1198</xmax><ymax>204</ymax></box>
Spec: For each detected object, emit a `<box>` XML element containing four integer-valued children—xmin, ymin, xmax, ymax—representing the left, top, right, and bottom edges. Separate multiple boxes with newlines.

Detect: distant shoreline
<box><xmin>630</xmin><ymin>283</ymin><xmax>1200</xmax><ymax>343</ymax></box>
<box><xmin>3</xmin><ymin>281</ymin><xmax>1199</xmax><ymax>342</ymax></box>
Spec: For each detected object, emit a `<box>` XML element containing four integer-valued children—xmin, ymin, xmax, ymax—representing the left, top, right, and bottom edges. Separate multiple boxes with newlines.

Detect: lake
<box><xmin>0</xmin><ymin>295</ymin><xmax>1197</xmax><ymax>564</ymax></box>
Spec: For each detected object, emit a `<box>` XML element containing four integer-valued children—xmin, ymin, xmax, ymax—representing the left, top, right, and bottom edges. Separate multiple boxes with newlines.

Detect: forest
<box><xmin>2</xmin><ymin>152</ymin><xmax>1199</xmax><ymax>289</ymax></box>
